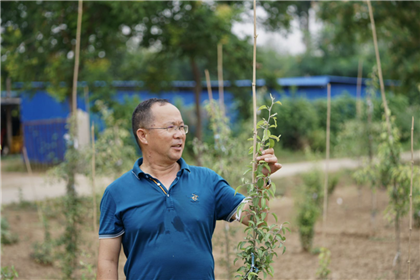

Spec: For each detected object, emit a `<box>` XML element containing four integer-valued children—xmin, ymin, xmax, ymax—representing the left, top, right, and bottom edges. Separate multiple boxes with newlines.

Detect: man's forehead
<box><xmin>150</xmin><ymin>103</ymin><xmax>183</xmax><ymax>122</ymax></box>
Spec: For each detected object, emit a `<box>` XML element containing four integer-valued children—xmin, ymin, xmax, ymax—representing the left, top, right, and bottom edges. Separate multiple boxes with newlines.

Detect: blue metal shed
<box><xmin>12</xmin><ymin>75</ymin><xmax>397</xmax><ymax>164</ymax></box>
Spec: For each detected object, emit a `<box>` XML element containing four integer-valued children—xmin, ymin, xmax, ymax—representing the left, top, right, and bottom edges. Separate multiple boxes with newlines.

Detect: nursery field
<box><xmin>2</xmin><ymin>169</ymin><xmax>419</xmax><ymax>280</ymax></box>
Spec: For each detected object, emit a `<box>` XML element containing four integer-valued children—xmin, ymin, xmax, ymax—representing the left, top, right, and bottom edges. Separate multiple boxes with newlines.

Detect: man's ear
<box><xmin>136</xmin><ymin>128</ymin><xmax>148</xmax><ymax>145</ymax></box>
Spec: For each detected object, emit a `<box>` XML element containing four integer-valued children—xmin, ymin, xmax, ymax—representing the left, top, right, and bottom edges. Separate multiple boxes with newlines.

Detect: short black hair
<box><xmin>132</xmin><ymin>98</ymin><xmax>171</xmax><ymax>148</ymax></box>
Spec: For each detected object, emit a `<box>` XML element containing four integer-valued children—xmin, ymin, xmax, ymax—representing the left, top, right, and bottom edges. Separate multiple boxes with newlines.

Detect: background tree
<box><xmin>317</xmin><ymin>1</ymin><xmax>420</xmax><ymax>102</ymax></box>
<box><xmin>1</xmin><ymin>1</ymin><xmax>147</xmax><ymax>111</ymax></box>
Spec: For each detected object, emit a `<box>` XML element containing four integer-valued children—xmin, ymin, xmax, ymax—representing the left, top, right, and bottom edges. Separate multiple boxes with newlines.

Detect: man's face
<box><xmin>145</xmin><ymin>103</ymin><xmax>186</xmax><ymax>163</ymax></box>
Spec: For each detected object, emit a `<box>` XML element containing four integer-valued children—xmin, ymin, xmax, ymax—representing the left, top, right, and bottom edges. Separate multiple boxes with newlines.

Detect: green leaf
<box><xmin>269</xmin><ymin>139</ymin><xmax>275</xmax><ymax>148</ymax></box>
<box><xmin>272</xmin><ymin>213</ymin><xmax>278</xmax><ymax>222</ymax></box>
<box><xmin>258</xmin><ymin>105</ymin><xmax>268</xmax><ymax>110</ymax></box>
<box><xmin>275</xmin><ymin>101</ymin><xmax>282</xmax><ymax>105</ymax></box>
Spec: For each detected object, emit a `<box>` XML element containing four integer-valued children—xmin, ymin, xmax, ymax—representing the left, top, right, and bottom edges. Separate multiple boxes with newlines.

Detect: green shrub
<box><xmin>273</xmin><ymin>97</ymin><xmax>319</xmax><ymax>150</ymax></box>
<box><xmin>296</xmin><ymin>170</ymin><xmax>323</xmax><ymax>252</ymax></box>
<box><xmin>328</xmin><ymin>175</ymin><xmax>339</xmax><ymax>195</ymax></box>
<box><xmin>30</xmin><ymin>241</ymin><xmax>54</xmax><ymax>266</ymax></box>
<box><xmin>297</xmin><ymin>202</ymin><xmax>320</xmax><ymax>252</ymax></box>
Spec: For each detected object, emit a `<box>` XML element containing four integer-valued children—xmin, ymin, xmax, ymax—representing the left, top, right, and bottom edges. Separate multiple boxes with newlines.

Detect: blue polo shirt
<box><xmin>99</xmin><ymin>157</ymin><xmax>245</xmax><ymax>280</ymax></box>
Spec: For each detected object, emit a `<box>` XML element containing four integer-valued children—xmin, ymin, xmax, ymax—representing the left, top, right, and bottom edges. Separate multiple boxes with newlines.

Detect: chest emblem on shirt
<box><xmin>191</xmin><ymin>194</ymin><xmax>199</xmax><ymax>201</ymax></box>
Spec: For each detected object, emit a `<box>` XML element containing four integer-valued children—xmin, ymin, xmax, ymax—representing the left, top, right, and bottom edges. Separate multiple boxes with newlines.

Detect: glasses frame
<box><xmin>143</xmin><ymin>124</ymin><xmax>188</xmax><ymax>134</ymax></box>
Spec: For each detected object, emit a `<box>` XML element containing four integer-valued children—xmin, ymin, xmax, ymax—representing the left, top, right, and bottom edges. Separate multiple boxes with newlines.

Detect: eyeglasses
<box><xmin>144</xmin><ymin>125</ymin><xmax>188</xmax><ymax>134</ymax></box>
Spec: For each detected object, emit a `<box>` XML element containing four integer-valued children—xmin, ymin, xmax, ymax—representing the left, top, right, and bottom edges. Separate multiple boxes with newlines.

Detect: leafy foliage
<box><xmin>317</xmin><ymin>1</ymin><xmax>420</xmax><ymax>102</ymax></box>
<box><xmin>235</xmin><ymin>95</ymin><xmax>288</xmax><ymax>280</ymax></box>
<box><xmin>30</xmin><ymin>205</ymin><xmax>54</xmax><ymax>266</ymax></box>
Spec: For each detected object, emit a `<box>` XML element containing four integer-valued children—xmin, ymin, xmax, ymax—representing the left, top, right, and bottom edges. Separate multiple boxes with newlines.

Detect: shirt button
<box><xmin>157</xmin><ymin>183</ymin><xmax>161</xmax><ymax>186</ymax></box>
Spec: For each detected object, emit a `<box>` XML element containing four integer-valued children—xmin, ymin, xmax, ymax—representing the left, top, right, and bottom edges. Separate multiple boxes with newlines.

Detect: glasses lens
<box><xmin>183</xmin><ymin>125</ymin><xmax>188</xmax><ymax>134</ymax></box>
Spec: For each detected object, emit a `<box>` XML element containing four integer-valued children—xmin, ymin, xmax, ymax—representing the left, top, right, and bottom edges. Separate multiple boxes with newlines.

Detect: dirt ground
<box><xmin>2</xmin><ymin>171</ymin><xmax>420</xmax><ymax>280</ymax></box>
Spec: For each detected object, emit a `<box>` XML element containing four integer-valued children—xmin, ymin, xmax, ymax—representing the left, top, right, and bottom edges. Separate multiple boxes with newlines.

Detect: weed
<box><xmin>315</xmin><ymin>247</ymin><xmax>331</xmax><ymax>279</ymax></box>
<box><xmin>1</xmin><ymin>266</ymin><xmax>18</xmax><ymax>280</ymax></box>
<box><xmin>1</xmin><ymin>217</ymin><xmax>19</xmax><ymax>245</ymax></box>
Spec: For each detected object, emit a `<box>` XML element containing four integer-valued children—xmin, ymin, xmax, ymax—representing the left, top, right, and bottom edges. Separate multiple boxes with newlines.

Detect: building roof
<box><xmin>277</xmin><ymin>75</ymin><xmax>399</xmax><ymax>87</ymax></box>
<box><xmin>8</xmin><ymin>75</ymin><xmax>399</xmax><ymax>91</ymax></box>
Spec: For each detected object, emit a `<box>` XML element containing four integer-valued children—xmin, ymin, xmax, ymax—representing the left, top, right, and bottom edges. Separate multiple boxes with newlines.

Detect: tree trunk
<box><xmin>6</xmin><ymin>77</ymin><xmax>13</xmax><ymax>153</ymax></box>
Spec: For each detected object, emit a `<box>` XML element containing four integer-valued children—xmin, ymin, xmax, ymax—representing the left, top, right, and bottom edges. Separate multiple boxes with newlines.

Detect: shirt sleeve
<box><xmin>99</xmin><ymin>188</ymin><xmax>125</xmax><ymax>239</ymax></box>
<box><xmin>213</xmin><ymin>171</ymin><xmax>246</xmax><ymax>222</ymax></box>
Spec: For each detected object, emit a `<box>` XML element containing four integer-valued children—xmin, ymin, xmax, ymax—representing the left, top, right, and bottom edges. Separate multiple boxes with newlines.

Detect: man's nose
<box><xmin>173</xmin><ymin>128</ymin><xmax>183</xmax><ymax>138</ymax></box>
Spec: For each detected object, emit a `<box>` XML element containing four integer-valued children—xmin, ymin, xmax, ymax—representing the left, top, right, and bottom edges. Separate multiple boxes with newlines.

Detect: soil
<box><xmin>1</xmin><ymin>171</ymin><xmax>420</xmax><ymax>280</ymax></box>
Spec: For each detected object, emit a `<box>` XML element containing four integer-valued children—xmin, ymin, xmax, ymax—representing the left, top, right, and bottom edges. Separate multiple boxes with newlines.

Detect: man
<box><xmin>97</xmin><ymin>98</ymin><xmax>281</xmax><ymax>280</ymax></box>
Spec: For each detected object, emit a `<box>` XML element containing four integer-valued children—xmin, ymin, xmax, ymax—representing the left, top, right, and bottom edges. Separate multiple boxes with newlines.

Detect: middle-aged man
<box><xmin>97</xmin><ymin>98</ymin><xmax>282</xmax><ymax>280</ymax></box>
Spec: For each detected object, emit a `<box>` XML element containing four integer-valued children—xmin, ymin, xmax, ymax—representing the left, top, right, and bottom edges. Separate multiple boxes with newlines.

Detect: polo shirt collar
<box><xmin>132</xmin><ymin>157</ymin><xmax>191</xmax><ymax>178</ymax></box>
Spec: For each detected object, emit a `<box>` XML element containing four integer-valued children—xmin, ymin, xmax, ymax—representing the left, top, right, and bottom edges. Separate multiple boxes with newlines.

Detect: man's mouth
<box><xmin>172</xmin><ymin>144</ymin><xmax>183</xmax><ymax>149</ymax></box>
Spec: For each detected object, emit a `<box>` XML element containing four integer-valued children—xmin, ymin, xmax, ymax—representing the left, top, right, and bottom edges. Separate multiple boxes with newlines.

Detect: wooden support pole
<box><xmin>408</xmin><ymin>116</ymin><xmax>414</xmax><ymax>280</ymax></box>
<box><xmin>251</xmin><ymin>0</ymin><xmax>258</xmax><ymax>185</ymax></box>
<box><xmin>204</xmin><ymin>69</ymin><xmax>214</xmax><ymax>103</ymax></box>
<box><xmin>323</xmin><ymin>83</ymin><xmax>331</xmax><ymax>247</ymax></box>
<box><xmin>356</xmin><ymin>59</ymin><xmax>363</xmax><ymax>119</ymax></box>
<box><xmin>22</xmin><ymin>146</ymin><xmax>32</xmax><ymax>175</ymax></box>
<box><xmin>217</xmin><ymin>43</ymin><xmax>225</xmax><ymax>116</ymax></box>
<box><xmin>91</xmin><ymin>124</ymin><xmax>97</xmax><ymax>233</ymax></box>
<box><xmin>71</xmin><ymin>0</ymin><xmax>83</xmax><ymax>115</ymax></box>
<box><xmin>204</xmin><ymin>69</ymin><xmax>215</xmax><ymax>117</ymax></box>
<box><xmin>366</xmin><ymin>0</ymin><xmax>393</xmax><ymax>146</ymax></box>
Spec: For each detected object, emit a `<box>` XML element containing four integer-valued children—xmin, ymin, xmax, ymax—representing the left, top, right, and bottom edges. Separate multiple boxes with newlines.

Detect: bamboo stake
<box><xmin>204</xmin><ymin>69</ymin><xmax>216</xmax><ymax>122</ymax></box>
<box><xmin>323</xmin><ymin>83</ymin><xmax>331</xmax><ymax>247</ymax></box>
<box><xmin>22</xmin><ymin>146</ymin><xmax>32</xmax><ymax>175</ymax></box>
<box><xmin>91</xmin><ymin>124</ymin><xmax>97</xmax><ymax>233</ymax></box>
<box><xmin>71</xmin><ymin>0</ymin><xmax>83</xmax><ymax>115</ymax></box>
<box><xmin>356</xmin><ymin>59</ymin><xmax>363</xmax><ymax>119</ymax></box>
<box><xmin>408</xmin><ymin>117</ymin><xmax>414</xmax><ymax>280</ymax></box>
<box><xmin>84</xmin><ymin>86</ymin><xmax>90</xmax><ymax>130</ymax></box>
<box><xmin>366</xmin><ymin>0</ymin><xmax>394</xmax><ymax>153</ymax></box>
<box><xmin>204</xmin><ymin>69</ymin><xmax>214</xmax><ymax>103</ymax></box>
<box><xmin>251</xmin><ymin>0</ymin><xmax>258</xmax><ymax>185</ymax></box>
<box><xmin>217</xmin><ymin>43</ymin><xmax>225</xmax><ymax>116</ymax></box>
<box><xmin>206</xmin><ymin>68</ymin><xmax>231</xmax><ymax>277</ymax></box>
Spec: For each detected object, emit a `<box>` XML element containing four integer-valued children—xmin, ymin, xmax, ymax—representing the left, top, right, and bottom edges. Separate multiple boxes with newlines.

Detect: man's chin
<box><xmin>170</xmin><ymin>151</ymin><xmax>183</xmax><ymax>161</ymax></box>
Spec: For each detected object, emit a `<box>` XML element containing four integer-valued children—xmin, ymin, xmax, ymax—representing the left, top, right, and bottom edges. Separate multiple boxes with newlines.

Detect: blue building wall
<box><xmin>16</xmin><ymin>75</ymin><xmax>397</xmax><ymax>163</ymax></box>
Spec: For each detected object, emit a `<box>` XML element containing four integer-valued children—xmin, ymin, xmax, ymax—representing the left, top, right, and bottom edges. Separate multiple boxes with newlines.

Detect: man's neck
<box><xmin>140</xmin><ymin>158</ymin><xmax>181</xmax><ymax>179</ymax></box>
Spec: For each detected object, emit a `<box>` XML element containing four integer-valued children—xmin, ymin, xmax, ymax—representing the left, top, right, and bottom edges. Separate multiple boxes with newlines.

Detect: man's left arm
<box><xmin>235</xmin><ymin>148</ymin><xmax>282</xmax><ymax>226</ymax></box>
